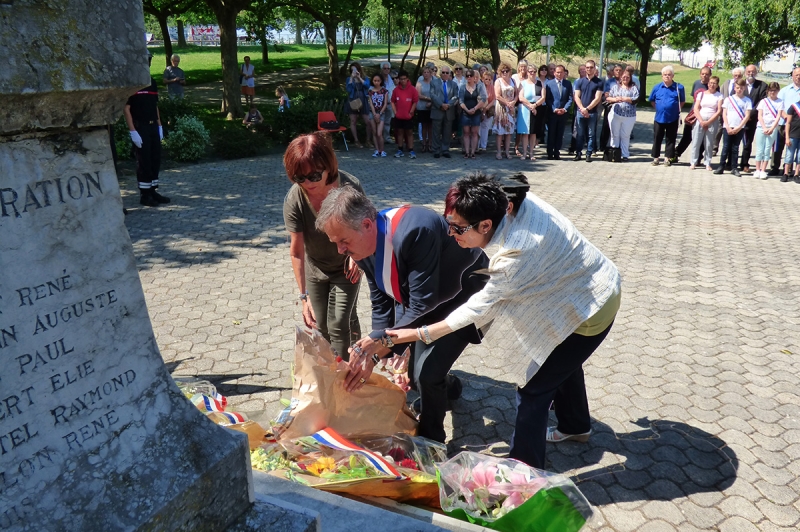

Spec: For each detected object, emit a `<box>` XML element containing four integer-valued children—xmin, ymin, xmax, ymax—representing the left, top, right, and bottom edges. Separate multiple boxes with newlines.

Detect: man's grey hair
<box><xmin>732</xmin><ymin>67</ymin><xmax>744</xmax><ymax>76</ymax></box>
<box><xmin>661</xmin><ymin>65</ymin><xmax>674</xmax><ymax>75</ymax></box>
<box><xmin>381</xmin><ymin>61</ymin><xmax>392</xmax><ymax>69</ymax></box>
<box><xmin>315</xmin><ymin>186</ymin><xmax>377</xmax><ymax>232</ymax></box>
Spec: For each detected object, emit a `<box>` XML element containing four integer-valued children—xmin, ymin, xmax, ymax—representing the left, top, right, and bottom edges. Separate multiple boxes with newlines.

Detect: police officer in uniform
<box><xmin>124</xmin><ymin>51</ymin><xmax>170</xmax><ymax>207</ymax></box>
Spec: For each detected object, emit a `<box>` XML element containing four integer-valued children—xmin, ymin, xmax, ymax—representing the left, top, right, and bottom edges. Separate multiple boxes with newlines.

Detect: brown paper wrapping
<box><xmin>279</xmin><ymin>327</ymin><xmax>418</xmax><ymax>441</ymax></box>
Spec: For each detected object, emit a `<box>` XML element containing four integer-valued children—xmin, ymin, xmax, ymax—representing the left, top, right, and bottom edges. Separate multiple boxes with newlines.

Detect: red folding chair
<box><xmin>317</xmin><ymin>111</ymin><xmax>349</xmax><ymax>151</ymax></box>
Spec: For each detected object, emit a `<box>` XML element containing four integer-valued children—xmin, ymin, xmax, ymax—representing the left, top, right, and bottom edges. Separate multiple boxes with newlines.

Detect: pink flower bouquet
<box><xmin>437</xmin><ymin>452</ymin><xmax>594</xmax><ymax>532</ymax></box>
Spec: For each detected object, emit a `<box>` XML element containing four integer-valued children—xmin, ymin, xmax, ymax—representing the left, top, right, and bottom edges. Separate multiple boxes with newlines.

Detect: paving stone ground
<box><xmin>122</xmin><ymin>109</ymin><xmax>800</xmax><ymax>530</ymax></box>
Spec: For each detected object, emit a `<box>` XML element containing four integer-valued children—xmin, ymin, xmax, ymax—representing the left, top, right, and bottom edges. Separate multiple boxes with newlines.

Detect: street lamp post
<box><xmin>598</xmin><ymin>0</ymin><xmax>610</xmax><ymax>74</ymax></box>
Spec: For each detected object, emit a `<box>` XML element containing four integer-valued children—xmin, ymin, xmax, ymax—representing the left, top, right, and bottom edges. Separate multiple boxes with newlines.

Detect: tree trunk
<box><xmin>323</xmin><ymin>20</ymin><xmax>340</xmax><ymax>88</ymax></box>
<box><xmin>339</xmin><ymin>22</ymin><xmax>360</xmax><ymax>76</ymax></box>
<box><xmin>177</xmin><ymin>19</ymin><xmax>187</xmax><ymax>47</ymax></box>
<box><xmin>156</xmin><ymin>14</ymin><xmax>173</xmax><ymax>66</ymax></box>
<box><xmin>260</xmin><ymin>28</ymin><xmax>269</xmax><ymax>63</ymax></box>
<box><xmin>215</xmin><ymin>7</ymin><xmax>243</xmax><ymax>119</ymax></box>
<box><xmin>638</xmin><ymin>42</ymin><xmax>651</xmax><ymax>102</ymax></box>
<box><xmin>414</xmin><ymin>26</ymin><xmax>431</xmax><ymax>79</ymax></box>
<box><xmin>488</xmin><ymin>33</ymin><xmax>501</xmax><ymax>71</ymax></box>
<box><xmin>295</xmin><ymin>18</ymin><xmax>302</xmax><ymax>44</ymax></box>
<box><xmin>514</xmin><ymin>43</ymin><xmax>529</xmax><ymax>64</ymax></box>
<box><xmin>400</xmin><ymin>28</ymin><xmax>416</xmax><ymax>70</ymax></box>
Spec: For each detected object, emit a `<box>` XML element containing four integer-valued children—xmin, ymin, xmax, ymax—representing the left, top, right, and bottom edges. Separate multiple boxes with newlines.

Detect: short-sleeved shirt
<box><xmin>609</xmin><ymin>84</ymin><xmax>639</xmax><ymax>117</ymax></box>
<box><xmin>696</xmin><ymin>90</ymin><xmax>724</xmax><ymax>121</ymax></box>
<box><xmin>241</xmin><ymin>63</ymin><xmax>255</xmax><ymax>87</ymax></box>
<box><xmin>691</xmin><ymin>80</ymin><xmax>708</xmax><ymax>100</ymax></box>
<box><xmin>574</xmin><ymin>76</ymin><xmax>603</xmax><ymax>113</ymax></box>
<box><xmin>723</xmin><ymin>95</ymin><xmax>752</xmax><ymax>129</ymax></box>
<box><xmin>787</xmin><ymin>103</ymin><xmax>800</xmax><ymax>138</ymax></box>
<box><xmin>391</xmin><ymin>83</ymin><xmax>419</xmax><ymax>120</ymax></box>
<box><xmin>777</xmin><ymin>84</ymin><xmax>800</xmax><ymax>125</ymax></box>
<box><xmin>126</xmin><ymin>77</ymin><xmax>159</xmax><ymax>125</ymax></box>
<box><xmin>163</xmin><ymin>65</ymin><xmax>185</xmax><ymax>97</ymax></box>
<box><xmin>649</xmin><ymin>82</ymin><xmax>686</xmax><ymax>123</ymax></box>
<box><xmin>283</xmin><ymin>171</ymin><xmax>364</xmax><ymax>280</ymax></box>
<box><xmin>756</xmin><ymin>98</ymin><xmax>783</xmax><ymax>129</ymax></box>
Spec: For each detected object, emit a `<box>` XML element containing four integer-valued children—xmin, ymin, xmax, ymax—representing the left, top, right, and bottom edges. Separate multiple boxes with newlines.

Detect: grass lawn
<box><xmin>148</xmin><ymin>44</ymin><xmax>393</xmax><ymax>86</ymax></box>
<box><xmin>645</xmin><ymin>66</ymin><xmax>733</xmax><ymax>105</ymax></box>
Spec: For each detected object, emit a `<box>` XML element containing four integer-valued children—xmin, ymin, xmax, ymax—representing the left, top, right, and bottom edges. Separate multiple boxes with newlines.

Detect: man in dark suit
<box><xmin>317</xmin><ymin>186</ymin><xmax>489</xmax><ymax>443</ymax></box>
<box><xmin>739</xmin><ymin>64</ymin><xmax>767</xmax><ymax>173</ymax></box>
<box><xmin>545</xmin><ymin>65</ymin><xmax>573</xmax><ymax>159</ymax></box>
<box><xmin>430</xmin><ymin>66</ymin><xmax>460</xmax><ymax>158</ymax></box>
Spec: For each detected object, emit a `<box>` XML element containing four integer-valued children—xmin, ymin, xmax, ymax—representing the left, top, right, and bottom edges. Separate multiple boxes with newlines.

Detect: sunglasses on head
<box><xmin>290</xmin><ymin>171</ymin><xmax>324</xmax><ymax>184</ymax></box>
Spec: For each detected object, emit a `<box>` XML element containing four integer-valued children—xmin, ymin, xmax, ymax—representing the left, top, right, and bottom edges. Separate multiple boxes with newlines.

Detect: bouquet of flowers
<box><xmin>438</xmin><ymin>452</ymin><xmax>594</xmax><ymax>532</ymax></box>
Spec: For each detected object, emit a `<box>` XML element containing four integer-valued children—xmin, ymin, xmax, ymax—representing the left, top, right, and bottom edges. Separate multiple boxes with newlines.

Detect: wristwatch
<box><xmin>299</xmin><ymin>292</ymin><xmax>309</xmax><ymax>302</ymax></box>
<box><xmin>371</xmin><ymin>354</ymin><xmax>380</xmax><ymax>366</ymax></box>
<box><xmin>380</xmin><ymin>333</ymin><xmax>394</xmax><ymax>349</ymax></box>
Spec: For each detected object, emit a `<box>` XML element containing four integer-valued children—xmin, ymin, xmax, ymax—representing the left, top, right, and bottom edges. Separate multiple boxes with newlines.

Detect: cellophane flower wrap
<box><xmin>438</xmin><ymin>452</ymin><xmax>594</xmax><ymax>532</ymax></box>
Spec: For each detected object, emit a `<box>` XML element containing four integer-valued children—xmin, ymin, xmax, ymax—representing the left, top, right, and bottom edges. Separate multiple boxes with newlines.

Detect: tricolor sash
<box><xmin>375</xmin><ymin>205</ymin><xmax>410</xmax><ymax>305</ymax></box>
<box><xmin>729</xmin><ymin>96</ymin><xmax>746</xmax><ymax>121</ymax></box>
<box><xmin>793</xmin><ymin>103</ymin><xmax>800</xmax><ymax>120</ymax></box>
<box><xmin>311</xmin><ymin>427</ymin><xmax>402</xmax><ymax>479</ymax></box>
<box><xmin>764</xmin><ymin>99</ymin><xmax>779</xmax><ymax>119</ymax></box>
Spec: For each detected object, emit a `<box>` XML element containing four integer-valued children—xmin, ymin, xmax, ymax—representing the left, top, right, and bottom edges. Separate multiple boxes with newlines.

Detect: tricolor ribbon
<box><xmin>729</xmin><ymin>96</ymin><xmax>746</xmax><ymax>121</ymax></box>
<box><xmin>191</xmin><ymin>393</ymin><xmax>226</xmax><ymax>413</ymax></box>
<box><xmin>220</xmin><ymin>411</ymin><xmax>247</xmax><ymax>424</ymax></box>
<box><xmin>375</xmin><ymin>206</ymin><xmax>410</xmax><ymax>305</ymax></box>
<box><xmin>764</xmin><ymin>99</ymin><xmax>779</xmax><ymax>119</ymax></box>
<box><xmin>793</xmin><ymin>103</ymin><xmax>800</xmax><ymax>121</ymax></box>
<box><xmin>311</xmin><ymin>427</ymin><xmax>403</xmax><ymax>479</ymax></box>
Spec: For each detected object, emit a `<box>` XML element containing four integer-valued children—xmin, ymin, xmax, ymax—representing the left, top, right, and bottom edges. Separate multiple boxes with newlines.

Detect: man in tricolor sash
<box><xmin>316</xmin><ymin>186</ymin><xmax>489</xmax><ymax>443</ymax></box>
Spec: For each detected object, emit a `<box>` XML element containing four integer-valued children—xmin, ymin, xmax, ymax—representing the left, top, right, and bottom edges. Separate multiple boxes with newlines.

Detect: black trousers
<box><xmin>651</xmin><ymin>120</ymin><xmax>679</xmax><ymax>159</ymax></box>
<box><xmin>547</xmin><ymin>113</ymin><xmax>567</xmax><ymax>156</ymax></box>
<box><xmin>599</xmin><ymin>105</ymin><xmax>611</xmax><ymax>151</ymax></box>
<box><xmin>675</xmin><ymin>120</ymin><xmax>694</xmax><ymax>157</ymax></box>
<box><xmin>740</xmin><ymin>123</ymin><xmax>757</xmax><ymax>169</ymax></box>
<box><xmin>719</xmin><ymin>129</ymin><xmax>744</xmax><ymax>171</ymax></box>
<box><xmin>508</xmin><ymin>322</ymin><xmax>613</xmax><ymax>469</ymax></box>
<box><xmin>771</xmin><ymin>125</ymin><xmax>787</xmax><ymax>173</ymax></box>
<box><xmin>408</xmin><ymin>332</ymin><xmax>469</xmax><ymax>443</ymax></box>
<box><xmin>134</xmin><ymin>124</ymin><xmax>161</xmax><ymax>189</ymax></box>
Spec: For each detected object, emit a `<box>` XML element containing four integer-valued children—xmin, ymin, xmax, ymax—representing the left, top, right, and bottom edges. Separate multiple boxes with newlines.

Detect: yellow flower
<box><xmin>307</xmin><ymin>456</ymin><xmax>336</xmax><ymax>476</ymax></box>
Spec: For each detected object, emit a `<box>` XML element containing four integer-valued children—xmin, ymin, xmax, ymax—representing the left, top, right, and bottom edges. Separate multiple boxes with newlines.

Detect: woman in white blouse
<box><xmin>690</xmin><ymin>76</ymin><xmax>724</xmax><ymax>171</ymax></box>
<box><xmin>389</xmin><ymin>173</ymin><xmax>621</xmax><ymax>469</ymax></box>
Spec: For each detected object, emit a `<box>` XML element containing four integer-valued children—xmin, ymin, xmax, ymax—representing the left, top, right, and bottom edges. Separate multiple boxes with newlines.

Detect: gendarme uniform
<box><xmin>126</xmin><ymin>76</ymin><xmax>169</xmax><ymax>206</ymax></box>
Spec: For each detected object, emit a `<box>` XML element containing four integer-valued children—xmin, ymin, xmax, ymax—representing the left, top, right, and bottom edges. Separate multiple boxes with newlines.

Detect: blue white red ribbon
<box><xmin>220</xmin><ymin>411</ymin><xmax>247</xmax><ymax>424</ymax></box>
<box><xmin>191</xmin><ymin>393</ymin><xmax>227</xmax><ymax>413</ymax></box>
<box><xmin>728</xmin><ymin>96</ymin><xmax>746</xmax><ymax>121</ymax></box>
<box><xmin>311</xmin><ymin>427</ymin><xmax>402</xmax><ymax>479</ymax></box>
<box><xmin>764</xmin><ymin>99</ymin><xmax>779</xmax><ymax>119</ymax></box>
<box><xmin>375</xmin><ymin>206</ymin><xmax>410</xmax><ymax>305</ymax></box>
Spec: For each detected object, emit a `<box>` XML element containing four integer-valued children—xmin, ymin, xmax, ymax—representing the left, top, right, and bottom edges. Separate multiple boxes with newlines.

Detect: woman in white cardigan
<box><xmin>388</xmin><ymin>173</ymin><xmax>621</xmax><ymax>469</ymax></box>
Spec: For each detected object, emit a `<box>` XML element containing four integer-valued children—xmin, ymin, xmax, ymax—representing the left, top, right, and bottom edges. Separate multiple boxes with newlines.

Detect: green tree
<box><xmin>204</xmin><ymin>0</ymin><xmax>255</xmax><ymax>119</ymax></box>
<box><xmin>607</xmin><ymin>0</ymin><xmax>705</xmax><ymax>98</ymax></box>
<box><xmin>684</xmin><ymin>0</ymin><xmax>799</xmax><ymax>66</ymax></box>
<box><xmin>240</xmin><ymin>0</ymin><xmax>284</xmax><ymax>63</ymax></box>
<box><xmin>451</xmin><ymin>0</ymin><xmax>536</xmax><ymax>69</ymax></box>
<box><xmin>143</xmin><ymin>0</ymin><xmax>202</xmax><ymax>66</ymax></box>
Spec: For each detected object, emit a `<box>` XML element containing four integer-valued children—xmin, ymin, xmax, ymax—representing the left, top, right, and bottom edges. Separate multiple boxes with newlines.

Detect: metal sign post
<box><xmin>541</xmin><ymin>35</ymin><xmax>555</xmax><ymax>65</ymax></box>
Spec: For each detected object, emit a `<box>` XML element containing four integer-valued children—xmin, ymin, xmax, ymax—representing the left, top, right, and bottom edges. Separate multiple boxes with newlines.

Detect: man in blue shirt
<box><xmin>770</xmin><ymin>67</ymin><xmax>800</xmax><ymax>177</ymax></box>
<box><xmin>573</xmin><ymin>60</ymin><xmax>604</xmax><ymax>162</ymax></box>
<box><xmin>648</xmin><ymin>65</ymin><xmax>686</xmax><ymax>166</ymax></box>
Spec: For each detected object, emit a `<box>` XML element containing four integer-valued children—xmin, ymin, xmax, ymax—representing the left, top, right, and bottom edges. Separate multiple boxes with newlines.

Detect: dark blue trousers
<box><xmin>509</xmin><ymin>322</ymin><xmax>613</xmax><ymax>469</ymax></box>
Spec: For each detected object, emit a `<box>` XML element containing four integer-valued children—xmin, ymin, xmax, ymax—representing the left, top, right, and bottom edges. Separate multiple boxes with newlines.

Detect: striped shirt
<box><xmin>445</xmin><ymin>192</ymin><xmax>621</xmax><ymax>385</ymax></box>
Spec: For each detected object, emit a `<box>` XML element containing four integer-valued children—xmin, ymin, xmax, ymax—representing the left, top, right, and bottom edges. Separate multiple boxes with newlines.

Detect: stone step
<box><xmin>249</xmin><ymin>470</ymin><xmax>492</xmax><ymax>532</ymax></box>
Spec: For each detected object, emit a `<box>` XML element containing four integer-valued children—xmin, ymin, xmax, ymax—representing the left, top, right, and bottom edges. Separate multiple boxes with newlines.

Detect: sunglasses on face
<box><xmin>455</xmin><ymin>67</ymin><xmax>463</xmax><ymax>71</ymax></box>
<box><xmin>501</xmin><ymin>69</ymin><xmax>510</xmax><ymax>74</ymax></box>
<box><xmin>442</xmin><ymin>71</ymin><xmax>451</xmax><ymax>75</ymax></box>
<box><xmin>446</xmin><ymin>219</ymin><xmax>477</xmax><ymax>235</ymax></box>
<box><xmin>291</xmin><ymin>171</ymin><xmax>324</xmax><ymax>184</ymax></box>
<box><xmin>466</xmin><ymin>73</ymin><xmax>474</xmax><ymax>77</ymax></box>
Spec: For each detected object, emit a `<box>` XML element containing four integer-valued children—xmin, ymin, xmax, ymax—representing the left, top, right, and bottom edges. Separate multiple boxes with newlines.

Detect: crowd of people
<box><xmin>344</xmin><ymin>59</ymin><xmax>800</xmax><ymax>180</ymax></box>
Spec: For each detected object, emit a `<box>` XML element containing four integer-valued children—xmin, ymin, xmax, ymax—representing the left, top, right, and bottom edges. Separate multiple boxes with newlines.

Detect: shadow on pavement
<box><xmin>448</xmin><ymin>371</ymin><xmax>738</xmax><ymax>506</ymax></box>
<box><xmin>169</xmin><ymin>371</ymin><xmax>291</xmax><ymax>396</ymax></box>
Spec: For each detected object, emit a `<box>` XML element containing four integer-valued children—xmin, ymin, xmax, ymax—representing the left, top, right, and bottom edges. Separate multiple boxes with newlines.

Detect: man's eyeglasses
<box><xmin>446</xmin><ymin>219</ymin><xmax>477</xmax><ymax>235</ymax></box>
<box><xmin>290</xmin><ymin>171</ymin><xmax>324</xmax><ymax>184</ymax></box>
<box><xmin>441</xmin><ymin>71</ymin><xmax>451</xmax><ymax>75</ymax></box>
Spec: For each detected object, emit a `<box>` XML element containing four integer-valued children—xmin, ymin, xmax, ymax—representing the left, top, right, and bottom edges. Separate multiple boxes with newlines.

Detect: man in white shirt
<box><xmin>770</xmin><ymin>67</ymin><xmax>800</xmax><ymax>176</ymax></box>
<box><xmin>379</xmin><ymin>62</ymin><xmax>396</xmax><ymax>143</ymax></box>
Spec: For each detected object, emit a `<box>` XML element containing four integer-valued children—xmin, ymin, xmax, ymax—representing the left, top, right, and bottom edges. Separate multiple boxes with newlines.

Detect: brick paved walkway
<box><xmin>123</xmin><ymin>109</ymin><xmax>800</xmax><ymax>531</ymax></box>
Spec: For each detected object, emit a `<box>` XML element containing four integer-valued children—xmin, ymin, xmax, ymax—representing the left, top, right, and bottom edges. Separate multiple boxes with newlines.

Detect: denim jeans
<box><xmin>575</xmin><ymin>112</ymin><xmax>599</xmax><ymax>155</ymax></box>
<box><xmin>784</xmin><ymin>138</ymin><xmax>800</xmax><ymax>166</ymax></box>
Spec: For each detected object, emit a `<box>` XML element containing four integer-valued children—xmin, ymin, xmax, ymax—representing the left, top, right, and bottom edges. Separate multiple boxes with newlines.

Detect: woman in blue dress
<box><xmin>516</xmin><ymin>75</ymin><xmax>544</xmax><ymax>160</ymax></box>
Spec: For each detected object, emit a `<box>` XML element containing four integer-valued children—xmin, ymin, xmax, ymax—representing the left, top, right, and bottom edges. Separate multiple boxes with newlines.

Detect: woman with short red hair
<box><xmin>283</xmin><ymin>132</ymin><xmax>364</xmax><ymax>358</ymax></box>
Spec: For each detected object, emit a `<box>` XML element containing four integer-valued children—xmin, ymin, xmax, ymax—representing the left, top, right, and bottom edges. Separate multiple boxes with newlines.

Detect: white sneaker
<box><xmin>372</xmin><ymin>150</ymin><xmax>379</xmax><ymax>157</ymax></box>
<box><xmin>760</xmin><ymin>171</ymin><xmax>769</xmax><ymax>180</ymax></box>
<box><xmin>380</xmin><ymin>151</ymin><xmax>387</xmax><ymax>157</ymax></box>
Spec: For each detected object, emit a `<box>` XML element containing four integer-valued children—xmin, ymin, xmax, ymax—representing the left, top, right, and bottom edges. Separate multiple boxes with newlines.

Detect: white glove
<box><xmin>129</xmin><ymin>130</ymin><xmax>143</xmax><ymax>148</ymax></box>
<box><xmin>158</xmin><ymin>126</ymin><xmax>163</xmax><ymax>140</ymax></box>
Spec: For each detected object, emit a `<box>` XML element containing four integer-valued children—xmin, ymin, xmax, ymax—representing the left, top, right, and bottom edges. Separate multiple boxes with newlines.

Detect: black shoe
<box><xmin>433</xmin><ymin>153</ymin><xmax>440</xmax><ymax>159</ymax></box>
<box><xmin>586</xmin><ymin>153</ymin><xmax>592</xmax><ymax>163</ymax></box>
<box><xmin>573</xmin><ymin>152</ymin><xmax>582</xmax><ymax>161</ymax></box>
<box><xmin>442</xmin><ymin>152</ymin><xmax>451</xmax><ymax>158</ymax></box>
<box><xmin>446</xmin><ymin>374</ymin><xmax>462</xmax><ymax>401</ymax></box>
<box><xmin>554</xmin><ymin>153</ymin><xmax>561</xmax><ymax>160</ymax></box>
<box><xmin>567</xmin><ymin>149</ymin><xmax>574</xmax><ymax>155</ymax></box>
<box><xmin>781</xmin><ymin>174</ymin><xmax>790</xmax><ymax>182</ymax></box>
<box><xmin>622</xmin><ymin>157</ymin><xmax>629</xmax><ymax>162</ymax></box>
<box><xmin>547</xmin><ymin>154</ymin><xmax>554</xmax><ymax>160</ymax></box>
<box><xmin>713</xmin><ymin>167</ymin><xmax>724</xmax><ymax>175</ymax></box>
<box><xmin>731</xmin><ymin>168</ymin><xmax>741</xmax><ymax>177</ymax></box>
<box><xmin>139</xmin><ymin>190</ymin><xmax>160</xmax><ymax>207</ymax></box>
<box><xmin>794</xmin><ymin>175</ymin><xmax>800</xmax><ymax>184</ymax></box>
<box><xmin>768</xmin><ymin>168</ymin><xmax>780</xmax><ymax>177</ymax></box>
<box><xmin>151</xmin><ymin>190</ymin><xmax>171</xmax><ymax>204</ymax></box>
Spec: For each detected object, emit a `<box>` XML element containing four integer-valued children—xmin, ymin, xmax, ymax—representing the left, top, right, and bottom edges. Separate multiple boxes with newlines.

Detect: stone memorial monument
<box><xmin>0</xmin><ymin>2</ymin><xmax>255</xmax><ymax>530</ymax></box>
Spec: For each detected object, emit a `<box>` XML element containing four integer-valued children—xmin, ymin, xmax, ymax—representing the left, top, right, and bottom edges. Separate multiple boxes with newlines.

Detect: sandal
<box><xmin>546</xmin><ymin>427</ymin><xmax>592</xmax><ymax>443</ymax></box>
<box><xmin>464</xmin><ymin>153</ymin><xmax>470</xmax><ymax>159</ymax></box>
<box><xmin>470</xmin><ymin>154</ymin><xmax>476</xmax><ymax>159</ymax></box>
<box><xmin>505</xmin><ymin>152</ymin><xmax>512</xmax><ymax>159</ymax></box>
<box><xmin>496</xmin><ymin>153</ymin><xmax>503</xmax><ymax>160</ymax></box>
<box><xmin>515</xmin><ymin>149</ymin><xmax>523</xmax><ymax>157</ymax></box>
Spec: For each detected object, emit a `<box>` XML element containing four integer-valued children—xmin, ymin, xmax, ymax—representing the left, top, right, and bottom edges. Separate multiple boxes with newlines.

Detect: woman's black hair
<box><xmin>498</xmin><ymin>173</ymin><xmax>530</xmax><ymax>215</ymax></box>
<box><xmin>445</xmin><ymin>172</ymin><xmax>508</xmax><ymax>231</ymax></box>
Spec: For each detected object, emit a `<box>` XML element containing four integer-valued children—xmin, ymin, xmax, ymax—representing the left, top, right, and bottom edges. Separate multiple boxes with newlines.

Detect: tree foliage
<box><xmin>684</xmin><ymin>0</ymin><xmax>800</xmax><ymax>66</ymax></box>
<box><xmin>143</xmin><ymin>0</ymin><xmax>202</xmax><ymax>65</ymax></box>
<box><xmin>240</xmin><ymin>0</ymin><xmax>285</xmax><ymax>62</ymax></box>
<box><xmin>607</xmin><ymin>0</ymin><xmax>704</xmax><ymax>98</ymax></box>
